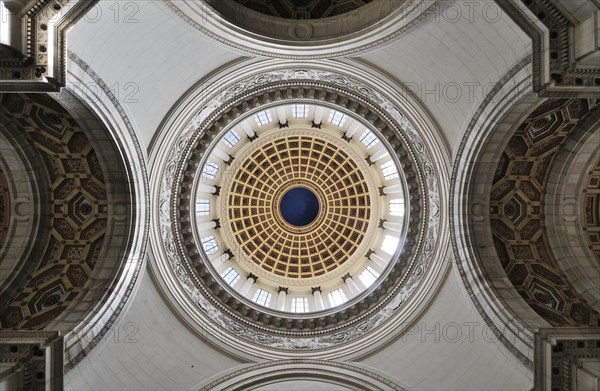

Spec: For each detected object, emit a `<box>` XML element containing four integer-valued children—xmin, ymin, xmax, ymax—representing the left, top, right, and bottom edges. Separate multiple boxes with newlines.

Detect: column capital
<box><xmin>311</xmin><ymin>286</ymin><xmax>321</xmax><ymax>294</ymax></box>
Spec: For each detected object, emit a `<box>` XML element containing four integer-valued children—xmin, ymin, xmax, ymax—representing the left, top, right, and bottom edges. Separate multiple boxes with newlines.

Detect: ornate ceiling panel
<box><xmin>0</xmin><ymin>169</ymin><xmax>9</xmax><ymax>249</ymax></box>
<box><xmin>227</xmin><ymin>136</ymin><xmax>370</xmax><ymax>279</ymax></box>
<box><xmin>0</xmin><ymin>93</ymin><xmax>108</xmax><ymax>329</ymax></box>
<box><xmin>491</xmin><ymin>98</ymin><xmax>600</xmax><ymax>327</ymax></box>
<box><xmin>0</xmin><ymin>0</ymin><xmax>99</xmax><ymax>91</ymax></box>
<box><xmin>497</xmin><ymin>0</ymin><xmax>600</xmax><ymax>97</ymax></box>
<box><xmin>584</xmin><ymin>156</ymin><xmax>600</xmax><ymax>262</ymax></box>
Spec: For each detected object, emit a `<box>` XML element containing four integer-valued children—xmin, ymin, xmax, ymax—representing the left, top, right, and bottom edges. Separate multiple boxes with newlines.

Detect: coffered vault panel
<box><xmin>584</xmin><ymin>156</ymin><xmax>600</xmax><ymax>262</ymax></box>
<box><xmin>0</xmin><ymin>90</ymin><xmax>142</xmax><ymax>371</ymax></box>
<box><xmin>227</xmin><ymin>136</ymin><xmax>370</xmax><ymax>279</ymax></box>
<box><xmin>0</xmin><ymin>93</ymin><xmax>109</xmax><ymax>330</ymax></box>
<box><xmin>491</xmin><ymin>98</ymin><xmax>600</xmax><ymax>327</ymax></box>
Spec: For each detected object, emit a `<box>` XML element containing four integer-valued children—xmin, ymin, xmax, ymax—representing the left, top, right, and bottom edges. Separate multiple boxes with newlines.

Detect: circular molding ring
<box><xmin>60</xmin><ymin>55</ymin><xmax>150</xmax><ymax>371</ymax></box>
<box><xmin>450</xmin><ymin>58</ymin><xmax>540</xmax><ymax>368</ymax></box>
<box><xmin>162</xmin><ymin>0</ymin><xmax>441</xmax><ymax>59</ymax></box>
<box><xmin>197</xmin><ymin>359</ymin><xmax>406</xmax><ymax>391</ymax></box>
<box><xmin>149</xmin><ymin>58</ymin><xmax>450</xmax><ymax>360</ymax></box>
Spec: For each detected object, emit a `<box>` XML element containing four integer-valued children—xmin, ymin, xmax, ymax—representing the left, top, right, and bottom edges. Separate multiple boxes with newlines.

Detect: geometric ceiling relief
<box><xmin>232</xmin><ymin>0</ymin><xmax>372</xmax><ymax>19</ymax></box>
<box><xmin>0</xmin><ymin>331</ymin><xmax>64</xmax><ymax>391</ymax></box>
<box><xmin>227</xmin><ymin>136</ymin><xmax>371</xmax><ymax>279</ymax></box>
<box><xmin>584</xmin><ymin>155</ymin><xmax>600</xmax><ymax>262</ymax></box>
<box><xmin>534</xmin><ymin>328</ymin><xmax>600</xmax><ymax>391</ymax></box>
<box><xmin>491</xmin><ymin>98</ymin><xmax>600</xmax><ymax>327</ymax></box>
<box><xmin>0</xmin><ymin>93</ymin><xmax>107</xmax><ymax>330</ymax></box>
<box><xmin>0</xmin><ymin>0</ymin><xmax>98</xmax><ymax>91</ymax></box>
<box><xmin>498</xmin><ymin>0</ymin><xmax>600</xmax><ymax>97</ymax></box>
<box><xmin>0</xmin><ymin>168</ymin><xmax>9</xmax><ymax>249</ymax></box>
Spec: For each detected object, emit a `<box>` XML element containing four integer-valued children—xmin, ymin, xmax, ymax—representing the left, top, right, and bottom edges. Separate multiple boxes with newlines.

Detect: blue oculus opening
<box><xmin>279</xmin><ymin>187</ymin><xmax>319</xmax><ymax>226</ymax></box>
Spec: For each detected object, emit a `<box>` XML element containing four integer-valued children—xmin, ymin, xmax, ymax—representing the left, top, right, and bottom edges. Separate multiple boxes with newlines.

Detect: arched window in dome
<box><xmin>327</xmin><ymin>110</ymin><xmax>347</xmax><ymax>127</ymax></box>
<box><xmin>359</xmin><ymin>267</ymin><xmax>379</xmax><ymax>287</ymax></box>
<box><xmin>380</xmin><ymin>160</ymin><xmax>399</xmax><ymax>180</ymax></box>
<box><xmin>252</xmin><ymin>288</ymin><xmax>272</xmax><ymax>307</ymax></box>
<box><xmin>220</xmin><ymin>267</ymin><xmax>240</xmax><ymax>287</ymax></box>
<box><xmin>292</xmin><ymin>104</ymin><xmax>309</xmax><ymax>118</ymax></box>
<box><xmin>221</xmin><ymin>129</ymin><xmax>241</xmax><ymax>148</ymax></box>
<box><xmin>201</xmin><ymin>161</ymin><xmax>219</xmax><ymax>181</ymax></box>
<box><xmin>328</xmin><ymin>288</ymin><xmax>347</xmax><ymax>306</ymax></box>
<box><xmin>359</xmin><ymin>129</ymin><xmax>379</xmax><ymax>149</ymax></box>
<box><xmin>389</xmin><ymin>199</ymin><xmax>405</xmax><ymax>217</ymax></box>
<box><xmin>381</xmin><ymin>234</ymin><xmax>400</xmax><ymax>256</ymax></box>
<box><xmin>254</xmin><ymin>110</ymin><xmax>273</xmax><ymax>126</ymax></box>
<box><xmin>291</xmin><ymin>297</ymin><xmax>309</xmax><ymax>313</ymax></box>
<box><xmin>201</xmin><ymin>235</ymin><xmax>219</xmax><ymax>255</ymax></box>
<box><xmin>195</xmin><ymin>199</ymin><xmax>210</xmax><ymax>216</ymax></box>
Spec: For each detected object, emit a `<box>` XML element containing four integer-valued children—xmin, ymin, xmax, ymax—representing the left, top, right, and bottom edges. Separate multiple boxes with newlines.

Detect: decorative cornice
<box><xmin>161</xmin><ymin>0</ymin><xmax>442</xmax><ymax>60</ymax></box>
<box><xmin>172</xmin><ymin>82</ymin><xmax>424</xmax><ymax>331</ymax></box>
<box><xmin>61</xmin><ymin>51</ymin><xmax>149</xmax><ymax>372</ymax></box>
<box><xmin>198</xmin><ymin>359</ymin><xmax>406</xmax><ymax>390</ymax></box>
<box><xmin>0</xmin><ymin>0</ymin><xmax>99</xmax><ymax>91</ymax></box>
<box><xmin>496</xmin><ymin>0</ymin><xmax>600</xmax><ymax>97</ymax></box>
<box><xmin>450</xmin><ymin>56</ymin><xmax>536</xmax><ymax>369</ymax></box>
<box><xmin>534</xmin><ymin>327</ymin><xmax>600</xmax><ymax>391</ymax></box>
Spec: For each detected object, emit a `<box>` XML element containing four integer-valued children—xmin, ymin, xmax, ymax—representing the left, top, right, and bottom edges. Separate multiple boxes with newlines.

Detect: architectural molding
<box><xmin>451</xmin><ymin>57</ymin><xmax>542</xmax><ymax>369</ymax></box>
<box><xmin>0</xmin><ymin>330</ymin><xmax>64</xmax><ymax>390</ymax></box>
<box><xmin>0</xmin><ymin>0</ymin><xmax>99</xmax><ymax>91</ymax></box>
<box><xmin>197</xmin><ymin>359</ymin><xmax>406</xmax><ymax>391</ymax></box>
<box><xmin>161</xmin><ymin>0</ymin><xmax>441</xmax><ymax>59</ymax></box>
<box><xmin>534</xmin><ymin>327</ymin><xmax>600</xmax><ymax>391</ymax></box>
<box><xmin>545</xmin><ymin>111</ymin><xmax>600</xmax><ymax>312</ymax></box>
<box><xmin>56</xmin><ymin>51</ymin><xmax>149</xmax><ymax>372</ymax></box>
<box><xmin>497</xmin><ymin>0</ymin><xmax>600</xmax><ymax>97</ymax></box>
<box><xmin>149</xmin><ymin>58</ymin><xmax>450</xmax><ymax>360</ymax></box>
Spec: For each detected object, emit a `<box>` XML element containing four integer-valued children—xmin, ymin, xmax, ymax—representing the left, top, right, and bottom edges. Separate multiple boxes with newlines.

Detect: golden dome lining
<box><xmin>228</xmin><ymin>136</ymin><xmax>370</xmax><ymax>279</ymax></box>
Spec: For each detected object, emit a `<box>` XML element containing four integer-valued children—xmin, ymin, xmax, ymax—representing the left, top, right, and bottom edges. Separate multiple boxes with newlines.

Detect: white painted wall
<box><xmin>63</xmin><ymin>271</ymin><xmax>244</xmax><ymax>390</ymax></box>
<box><xmin>360</xmin><ymin>0</ymin><xmax>531</xmax><ymax>155</ymax></box>
<box><xmin>67</xmin><ymin>0</ymin><xmax>242</xmax><ymax>150</ymax></box>
<box><xmin>360</xmin><ymin>265</ymin><xmax>533</xmax><ymax>390</ymax></box>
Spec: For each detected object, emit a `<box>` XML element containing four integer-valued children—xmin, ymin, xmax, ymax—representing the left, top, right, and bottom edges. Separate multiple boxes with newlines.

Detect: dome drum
<box><xmin>151</xmin><ymin>61</ymin><xmax>448</xmax><ymax>359</ymax></box>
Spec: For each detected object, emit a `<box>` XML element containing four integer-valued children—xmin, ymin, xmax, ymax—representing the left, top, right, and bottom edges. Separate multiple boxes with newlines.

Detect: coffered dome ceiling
<box><xmin>2</xmin><ymin>0</ymin><xmax>600</xmax><ymax>388</ymax></box>
<box><xmin>226</xmin><ymin>136</ymin><xmax>372</xmax><ymax>280</ymax></box>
